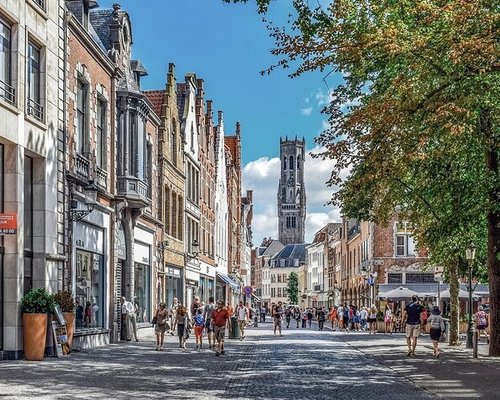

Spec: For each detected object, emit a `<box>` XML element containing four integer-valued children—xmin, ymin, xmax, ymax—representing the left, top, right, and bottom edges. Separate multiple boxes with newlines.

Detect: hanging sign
<box><xmin>0</xmin><ymin>213</ymin><xmax>17</xmax><ymax>234</ymax></box>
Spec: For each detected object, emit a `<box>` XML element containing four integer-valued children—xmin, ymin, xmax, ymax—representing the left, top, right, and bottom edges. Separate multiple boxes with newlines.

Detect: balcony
<box><xmin>75</xmin><ymin>153</ymin><xmax>90</xmax><ymax>180</ymax></box>
<box><xmin>117</xmin><ymin>175</ymin><xmax>150</xmax><ymax>209</ymax></box>
<box><xmin>95</xmin><ymin>167</ymin><xmax>107</xmax><ymax>190</ymax></box>
<box><xmin>0</xmin><ymin>80</ymin><xmax>15</xmax><ymax>106</ymax></box>
<box><xmin>27</xmin><ymin>98</ymin><xmax>44</xmax><ymax>122</ymax></box>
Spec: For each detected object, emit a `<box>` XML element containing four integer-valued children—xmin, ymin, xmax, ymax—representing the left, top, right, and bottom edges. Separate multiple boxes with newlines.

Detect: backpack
<box><xmin>477</xmin><ymin>311</ymin><xmax>487</xmax><ymax>327</ymax></box>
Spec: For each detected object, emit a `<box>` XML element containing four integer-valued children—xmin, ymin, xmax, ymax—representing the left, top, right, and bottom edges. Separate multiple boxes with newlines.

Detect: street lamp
<box><xmin>465</xmin><ymin>243</ymin><xmax>476</xmax><ymax>349</ymax></box>
<box><xmin>69</xmin><ymin>180</ymin><xmax>99</xmax><ymax>221</ymax></box>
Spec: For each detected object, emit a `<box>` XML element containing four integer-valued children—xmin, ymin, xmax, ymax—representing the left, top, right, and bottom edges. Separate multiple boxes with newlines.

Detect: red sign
<box><xmin>0</xmin><ymin>213</ymin><xmax>17</xmax><ymax>234</ymax></box>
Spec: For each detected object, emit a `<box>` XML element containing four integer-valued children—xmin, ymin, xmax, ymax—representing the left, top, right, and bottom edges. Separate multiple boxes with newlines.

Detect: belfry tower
<box><xmin>278</xmin><ymin>137</ymin><xmax>306</xmax><ymax>244</ymax></box>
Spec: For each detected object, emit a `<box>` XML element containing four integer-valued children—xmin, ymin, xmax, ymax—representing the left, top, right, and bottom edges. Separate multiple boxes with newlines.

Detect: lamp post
<box><xmin>68</xmin><ymin>180</ymin><xmax>99</xmax><ymax>221</ymax></box>
<box><xmin>465</xmin><ymin>243</ymin><xmax>476</xmax><ymax>349</ymax></box>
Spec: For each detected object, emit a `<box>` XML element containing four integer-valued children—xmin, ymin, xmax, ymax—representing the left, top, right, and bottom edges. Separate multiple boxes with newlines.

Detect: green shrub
<box><xmin>21</xmin><ymin>288</ymin><xmax>55</xmax><ymax>314</ymax></box>
<box><xmin>53</xmin><ymin>290</ymin><xmax>75</xmax><ymax>312</ymax></box>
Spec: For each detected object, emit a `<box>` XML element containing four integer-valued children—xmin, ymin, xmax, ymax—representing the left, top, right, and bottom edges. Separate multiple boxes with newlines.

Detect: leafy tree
<box><xmin>227</xmin><ymin>0</ymin><xmax>500</xmax><ymax>355</ymax></box>
<box><xmin>287</xmin><ymin>271</ymin><xmax>299</xmax><ymax>305</ymax></box>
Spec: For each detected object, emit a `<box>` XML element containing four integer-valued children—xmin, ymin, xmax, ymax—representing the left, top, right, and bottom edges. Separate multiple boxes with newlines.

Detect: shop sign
<box><xmin>0</xmin><ymin>213</ymin><xmax>17</xmax><ymax>234</ymax></box>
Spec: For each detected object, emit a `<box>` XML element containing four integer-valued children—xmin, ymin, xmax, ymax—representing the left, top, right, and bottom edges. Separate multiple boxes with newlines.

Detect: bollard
<box><xmin>473</xmin><ymin>330</ymin><xmax>478</xmax><ymax>358</ymax></box>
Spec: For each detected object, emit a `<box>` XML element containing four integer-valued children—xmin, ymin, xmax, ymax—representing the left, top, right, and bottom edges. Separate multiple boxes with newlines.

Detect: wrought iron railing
<box><xmin>27</xmin><ymin>98</ymin><xmax>44</xmax><ymax>121</ymax></box>
<box><xmin>0</xmin><ymin>80</ymin><xmax>15</xmax><ymax>105</ymax></box>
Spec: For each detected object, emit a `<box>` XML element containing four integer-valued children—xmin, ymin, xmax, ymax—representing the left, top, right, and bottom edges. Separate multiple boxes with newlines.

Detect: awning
<box><xmin>216</xmin><ymin>272</ymin><xmax>240</xmax><ymax>292</ymax></box>
<box><xmin>378</xmin><ymin>283</ymin><xmax>489</xmax><ymax>299</ymax></box>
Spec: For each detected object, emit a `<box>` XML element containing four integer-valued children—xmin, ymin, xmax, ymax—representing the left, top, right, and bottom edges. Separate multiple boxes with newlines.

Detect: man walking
<box><xmin>168</xmin><ymin>297</ymin><xmax>180</xmax><ymax>336</ymax></box>
<box><xmin>203</xmin><ymin>296</ymin><xmax>216</xmax><ymax>349</ymax></box>
<box><xmin>403</xmin><ymin>295</ymin><xmax>424</xmax><ymax>356</ymax></box>
<box><xmin>121</xmin><ymin>296</ymin><xmax>138</xmax><ymax>341</ymax></box>
<box><xmin>212</xmin><ymin>301</ymin><xmax>230</xmax><ymax>356</ymax></box>
<box><xmin>273</xmin><ymin>301</ymin><xmax>284</xmax><ymax>336</ymax></box>
<box><xmin>236</xmin><ymin>301</ymin><xmax>249</xmax><ymax>340</ymax></box>
<box><xmin>120</xmin><ymin>296</ymin><xmax>128</xmax><ymax>340</ymax></box>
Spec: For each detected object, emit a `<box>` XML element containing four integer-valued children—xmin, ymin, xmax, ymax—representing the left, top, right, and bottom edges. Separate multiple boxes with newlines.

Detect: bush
<box><xmin>53</xmin><ymin>290</ymin><xmax>75</xmax><ymax>312</ymax></box>
<box><xmin>21</xmin><ymin>288</ymin><xmax>55</xmax><ymax>314</ymax></box>
<box><xmin>376</xmin><ymin>311</ymin><xmax>384</xmax><ymax>321</ymax></box>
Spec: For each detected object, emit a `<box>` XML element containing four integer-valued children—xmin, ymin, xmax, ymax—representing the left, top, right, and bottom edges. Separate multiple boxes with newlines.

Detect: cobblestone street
<box><xmin>0</xmin><ymin>322</ymin><xmax>439</xmax><ymax>400</ymax></box>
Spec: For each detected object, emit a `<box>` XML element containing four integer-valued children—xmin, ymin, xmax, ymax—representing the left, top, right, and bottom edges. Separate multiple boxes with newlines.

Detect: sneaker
<box><xmin>220</xmin><ymin>350</ymin><xmax>225</xmax><ymax>355</ymax></box>
<box><xmin>411</xmin><ymin>351</ymin><xmax>416</xmax><ymax>357</ymax></box>
<box><xmin>407</xmin><ymin>351</ymin><xmax>412</xmax><ymax>357</ymax></box>
<box><xmin>159</xmin><ymin>346</ymin><xmax>163</xmax><ymax>351</ymax></box>
<box><xmin>215</xmin><ymin>351</ymin><xmax>220</xmax><ymax>356</ymax></box>
<box><xmin>195</xmin><ymin>345</ymin><xmax>199</xmax><ymax>350</ymax></box>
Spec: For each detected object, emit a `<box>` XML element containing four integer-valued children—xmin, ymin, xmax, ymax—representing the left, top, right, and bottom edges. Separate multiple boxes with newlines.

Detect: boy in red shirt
<box><xmin>211</xmin><ymin>301</ymin><xmax>230</xmax><ymax>356</ymax></box>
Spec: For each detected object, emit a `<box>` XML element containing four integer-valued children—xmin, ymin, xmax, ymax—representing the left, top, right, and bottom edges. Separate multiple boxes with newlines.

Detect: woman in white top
<box><xmin>369</xmin><ymin>306</ymin><xmax>378</xmax><ymax>334</ymax></box>
<box><xmin>384</xmin><ymin>304</ymin><xmax>393</xmax><ymax>334</ymax></box>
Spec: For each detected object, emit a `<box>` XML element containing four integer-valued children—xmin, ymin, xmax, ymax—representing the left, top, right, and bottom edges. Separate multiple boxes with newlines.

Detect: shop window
<box><xmin>134</xmin><ymin>262</ymin><xmax>150</xmax><ymax>323</ymax></box>
<box><xmin>75</xmin><ymin>250</ymin><xmax>103</xmax><ymax>330</ymax></box>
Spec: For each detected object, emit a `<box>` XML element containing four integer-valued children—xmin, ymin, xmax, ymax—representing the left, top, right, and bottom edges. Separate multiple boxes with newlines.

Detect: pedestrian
<box><xmin>212</xmin><ymin>300</ymin><xmax>230</xmax><ymax>356</ymax></box>
<box><xmin>260</xmin><ymin>306</ymin><xmax>266</xmax><ymax>322</ymax></box>
<box><xmin>384</xmin><ymin>304</ymin><xmax>393</xmax><ymax>334</ymax></box>
<box><xmin>301</xmin><ymin>308</ymin><xmax>307</xmax><ymax>328</ymax></box>
<box><xmin>359</xmin><ymin>307</ymin><xmax>368</xmax><ymax>331</ymax></box>
<box><xmin>154</xmin><ymin>302</ymin><xmax>168</xmax><ymax>351</ymax></box>
<box><xmin>342</xmin><ymin>305</ymin><xmax>349</xmax><ymax>331</ymax></box>
<box><xmin>285</xmin><ymin>307</ymin><xmax>292</xmax><ymax>328</ymax></box>
<box><xmin>353</xmin><ymin>307</ymin><xmax>360</xmax><ymax>331</ymax></box>
<box><xmin>84</xmin><ymin>301</ymin><xmax>92</xmax><ymax>328</ymax></box>
<box><xmin>273</xmin><ymin>301</ymin><xmax>284</xmax><ymax>336</ymax></box>
<box><xmin>420</xmin><ymin>306</ymin><xmax>429</xmax><ymax>334</ymax></box>
<box><xmin>168</xmin><ymin>297</ymin><xmax>181</xmax><ymax>336</ymax></box>
<box><xmin>317</xmin><ymin>307</ymin><xmax>326</xmax><ymax>331</ymax></box>
<box><xmin>121</xmin><ymin>296</ymin><xmax>138</xmax><ymax>341</ymax></box>
<box><xmin>475</xmin><ymin>305</ymin><xmax>490</xmax><ymax>343</ymax></box>
<box><xmin>307</xmin><ymin>308</ymin><xmax>313</xmax><ymax>328</ymax></box>
<box><xmin>428</xmin><ymin>306</ymin><xmax>445</xmax><ymax>358</ymax></box>
<box><xmin>191</xmin><ymin>296</ymin><xmax>201</xmax><ymax>317</ymax></box>
<box><xmin>329</xmin><ymin>307</ymin><xmax>338</xmax><ymax>330</ymax></box>
<box><xmin>203</xmin><ymin>296</ymin><xmax>216</xmax><ymax>349</ymax></box>
<box><xmin>173</xmin><ymin>305</ymin><xmax>189</xmax><ymax>349</ymax></box>
<box><xmin>403</xmin><ymin>295</ymin><xmax>423</xmax><ymax>357</ymax></box>
<box><xmin>194</xmin><ymin>308</ymin><xmax>205</xmax><ymax>349</ymax></box>
<box><xmin>368</xmin><ymin>305</ymin><xmax>378</xmax><ymax>334</ymax></box>
<box><xmin>337</xmin><ymin>304</ymin><xmax>344</xmax><ymax>331</ymax></box>
<box><xmin>120</xmin><ymin>296</ymin><xmax>128</xmax><ymax>340</ymax></box>
<box><xmin>236</xmin><ymin>301</ymin><xmax>249</xmax><ymax>340</ymax></box>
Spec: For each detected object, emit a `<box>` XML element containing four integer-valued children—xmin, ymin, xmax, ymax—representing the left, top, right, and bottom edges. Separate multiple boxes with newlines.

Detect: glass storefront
<box><xmin>165</xmin><ymin>266</ymin><xmax>182</xmax><ymax>307</ymax></box>
<box><xmin>75</xmin><ymin>250</ymin><xmax>103</xmax><ymax>330</ymax></box>
<box><xmin>199</xmin><ymin>276</ymin><xmax>215</xmax><ymax>304</ymax></box>
<box><xmin>134</xmin><ymin>262</ymin><xmax>150</xmax><ymax>323</ymax></box>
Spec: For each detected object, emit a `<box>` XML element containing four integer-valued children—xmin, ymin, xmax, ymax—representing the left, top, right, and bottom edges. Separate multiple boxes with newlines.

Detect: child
<box><xmin>194</xmin><ymin>308</ymin><xmax>205</xmax><ymax>349</ymax></box>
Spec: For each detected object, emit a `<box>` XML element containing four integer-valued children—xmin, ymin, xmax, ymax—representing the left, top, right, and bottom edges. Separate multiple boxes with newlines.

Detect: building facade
<box><xmin>277</xmin><ymin>137</ymin><xmax>306</xmax><ymax>245</ymax></box>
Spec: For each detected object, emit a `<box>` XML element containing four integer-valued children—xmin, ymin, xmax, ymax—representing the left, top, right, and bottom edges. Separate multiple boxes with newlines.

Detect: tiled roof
<box><xmin>270</xmin><ymin>243</ymin><xmax>308</xmax><ymax>268</ymax></box>
<box><xmin>144</xmin><ymin>90</ymin><xmax>164</xmax><ymax>117</ymax></box>
<box><xmin>89</xmin><ymin>9</ymin><xmax>114</xmax><ymax>51</ymax></box>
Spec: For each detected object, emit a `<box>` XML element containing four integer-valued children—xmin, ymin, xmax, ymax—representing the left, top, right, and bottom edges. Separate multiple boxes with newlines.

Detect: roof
<box><xmin>260</xmin><ymin>240</ymin><xmax>284</xmax><ymax>257</ymax></box>
<box><xmin>89</xmin><ymin>9</ymin><xmax>114</xmax><ymax>51</ymax></box>
<box><xmin>144</xmin><ymin>90</ymin><xmax>164</xmax><ymax>117</ymax></box>
<box><xmin>270</xmin><ymin>243</ymin><xmax>307</xmax><ymax>268</ymax></box>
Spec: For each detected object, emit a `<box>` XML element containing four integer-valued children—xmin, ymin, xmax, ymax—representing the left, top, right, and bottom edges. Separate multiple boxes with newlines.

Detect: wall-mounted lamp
<box><xmin>69</xmin><ymin>180</ymin><xmax>99</xmax><ymax>222</ymax></box>
<box><xmin>186</xmin><ymin>239</ymin><xmax>200</xmax><ymax>262</ymax></box>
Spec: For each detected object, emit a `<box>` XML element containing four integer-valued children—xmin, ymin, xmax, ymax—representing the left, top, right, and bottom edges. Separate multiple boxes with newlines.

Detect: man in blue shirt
<box><xmin>403</xmin><ymin>295</ymin><xmax>423</xmax><ymax>356</ymax></box>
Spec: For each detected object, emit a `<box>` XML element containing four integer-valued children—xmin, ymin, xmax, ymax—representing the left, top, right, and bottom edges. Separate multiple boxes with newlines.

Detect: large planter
<box><xmin>23</xmin><ymin>313</ymin><xmax>48</xmax><ymax>361</ymax></box>
<box><xmin>63</xmin><ymin>312</ymin><xmax>75</xmax><ymax>349</ymax></box>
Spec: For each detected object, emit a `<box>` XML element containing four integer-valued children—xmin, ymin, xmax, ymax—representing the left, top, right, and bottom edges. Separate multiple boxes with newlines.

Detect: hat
<box><xmin>431</xmin><ymin>306</ymin><xmax>441</xmax><ymax>315</ymax></box>
<box><xmin>478</xmin><ymin>305</ymin><xmax>484</xmax><ymax>311</ymax></box>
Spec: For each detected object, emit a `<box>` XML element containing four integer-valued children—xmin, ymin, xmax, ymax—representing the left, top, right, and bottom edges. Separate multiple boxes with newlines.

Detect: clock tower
<box><xmin>278</xmin><ymin>137</ymin><xmax>306</xmax><ymax>244</ymax></box>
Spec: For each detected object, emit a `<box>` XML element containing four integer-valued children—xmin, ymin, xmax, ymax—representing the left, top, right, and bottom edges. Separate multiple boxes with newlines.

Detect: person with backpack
<box><xmin>475</xmin><ymin>305</ymin><xmax>490</xmax><ymax>343</ymax></box>
<box><xmin>307</xmin><ymin>308</ymin><xmax>313</xmax><ymax>328</ymax></box>
<box><xmin>428</xmin><ymin>306</ymin><xmax>445</xmax><ymax>358</ymax></box>
<box><xmin>193</xmin><ymin>308</ymin><xmax>205</xmax><ymax>350</ymax></box>
<box><xmin>285</xmin><ymin>307</ymin><xmax>292</xmax><ymax>329</ymax></box>
<box><xmin>203</xmin><ymin>296</ymin><xmax>216</xmax><ymax>349</ymax></box>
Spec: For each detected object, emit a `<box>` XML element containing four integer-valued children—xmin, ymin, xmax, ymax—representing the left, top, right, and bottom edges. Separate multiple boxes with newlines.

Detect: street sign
<box><xmin>244</xmin><ymin>286</ymin><xmax>253</xmax><ymax>295</ymax></box>
<box><xmin>0</xmin><ymin>213</ymin><xmax>17</xmax><ymax>234</ymax></box>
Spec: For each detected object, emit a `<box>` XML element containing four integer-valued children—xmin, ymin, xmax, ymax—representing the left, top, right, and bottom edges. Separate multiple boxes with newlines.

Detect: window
<box><xmin>277</xmin><ymin>288</ymin><xmax>282</xmax><ymax>298</ymax></box>
<box><xmin>277</xmin><ymin>274</ymin><xmax>282</xmax><ymax>283</ymax></box>
<box><xmin>297</xmin><ymin>155</ymin><xmax>300</xmax><ymax>169</ymax></box>
<box><xmin>170</xmin><ymin>121</ymin><xmax>177</xmax><ymax>164</ymax></box>
<box><xmin>146</xmin><ymin>141</ymin><xmax>152</xmax><ymax>199</ymax></box>
<box><xmin>31</xmin><ymin>0</ymin><xmax>45</xmax><ymax>11</ymax></box>
<box><xmin>387</xmin><ymin>273</ymin><xmax>403</xmax><ymax>284</ymax></box>
<box><xmin>395</xmin><ymin>222</ymin><xmax>416</xmax><ymax>257</ymax></box>
<box><xmin>0</xmin><ymin>17</ymin><xmax>14</xmax><ymax>104</ymax></box>
<box><xmin>76</xmin><ymin>79</ymin><xmax>88</xmax><ymax>154</ymax></box>
<box><xmin>76</xmin><ymin>251</ymin><xmax>104</xmax><ymax>329</ymax></box>
<box><xmin>134</xmin><ymin>262</ymin><xmax>150</xmax><ymax>323</ymax></box>
<box><xmin>283</xmin><ymin>157</ymin><xmax>287</xmax><ymax>170</ymax></box>
<box><xmin>177</xmin><ymin>194</ymin><xmax>183</xmax><ymax>240</ymax></box>
<box><xmin>271</xmin><ymin>274</ymin><xmax>276</xmax><ymax>283</ymax></box>
<box><xmin>27</xmin><ymin>42</ymin><xmax>43</xmax><ymax>121</ymax></box>
<box><xmin>289</xmin><ymin>155</ymin><xmax>294</xmax><ymax>170</ymax></box>
<box><xmin>96</xmin><ymin>99</ymin><xmax>106</xmax><ymax>168</ymax></box>
<box><xmin>406</xmin><ymin>273</ymin><xmax>435</xmax><ymax>284</ymax></box>
<box><xmin>164</xmin><ymin>187</ymin><xmax>170</xmax><ymax>235</ymax></box>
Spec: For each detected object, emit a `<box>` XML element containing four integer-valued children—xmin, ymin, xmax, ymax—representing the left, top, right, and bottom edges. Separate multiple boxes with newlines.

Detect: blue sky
<box><xmin>100</xmin><ymin>0</ymin><xmax>344</xmax><ymax>244</ymax></box>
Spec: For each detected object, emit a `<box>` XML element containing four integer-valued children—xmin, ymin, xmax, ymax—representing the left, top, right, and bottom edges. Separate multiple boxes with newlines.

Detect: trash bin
<box><xmin>253</xmin><ymin>315</ymin><xmax>258</xmax><ymax>327</ymax></box>
<box><xmin>441</xmin><ymin>318</ymin><xmax>450</xmax><ymax>342</ymax></box>
<box><xmin>229</xmin><ymin>316</ymin><xmax>240</xmax><ymax>339</ymax></box>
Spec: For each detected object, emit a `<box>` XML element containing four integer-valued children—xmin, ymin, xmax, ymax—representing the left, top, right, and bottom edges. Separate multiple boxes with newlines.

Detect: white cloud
<box><xmin>301</xmin><ymin>106</ymin><xmax>313</xmax><ymax>116</ymax></box>
<box><xmin>243</xmin><ymin>146</ymin><xmax>347</xmax><ymax>246</ymax></box>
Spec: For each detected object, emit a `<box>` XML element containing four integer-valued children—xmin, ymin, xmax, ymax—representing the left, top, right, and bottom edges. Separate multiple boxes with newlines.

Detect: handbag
<box><xmin>151</xmin><ymin>316</ymin><xmax>157</xmax><ymax>325</ymax></box>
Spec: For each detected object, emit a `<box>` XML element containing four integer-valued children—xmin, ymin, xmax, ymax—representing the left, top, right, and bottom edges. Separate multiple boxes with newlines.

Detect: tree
<box><xmin>227</xmin><ymin>0</ymin><xmax>500</xmax><ymax>355</ymax></box>
<box><xmin>287</xmin><ymin>271</ymin><xmax>299</xmax><ymax>305</ymax></box>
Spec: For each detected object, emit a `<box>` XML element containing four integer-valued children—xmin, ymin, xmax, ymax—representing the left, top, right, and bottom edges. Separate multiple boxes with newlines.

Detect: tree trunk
<box><xmin>484</xmin><ymin>107</ymin><xmax>500</xmax><ymax>356</ymax></box>
<box><xmin>448</xmin><ymin>259</ymin><xmax>460</xmax><ymax>346</ymax></box>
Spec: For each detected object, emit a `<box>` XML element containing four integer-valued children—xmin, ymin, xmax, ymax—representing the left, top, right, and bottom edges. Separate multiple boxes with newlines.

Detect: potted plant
<box><xmin>21</xmin><ymin>288</ymin><xmax>55</xmax><ymax>361</ymax></box>
<box><xmin>54</xmin><ymin>290</ymin><xmax>76</xmax><ymax>349</ymax></box>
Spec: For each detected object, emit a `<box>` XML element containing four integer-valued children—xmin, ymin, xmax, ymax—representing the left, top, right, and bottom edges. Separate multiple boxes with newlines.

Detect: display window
<box><xmin>134</xmin><ymin>262</ymin><xmax>150</xmax><ymax>323</ymax></box>
<box><xmin>75</xmin><ymin>250</ymin><xmax>103</xmax><ymax>330</ymax></box>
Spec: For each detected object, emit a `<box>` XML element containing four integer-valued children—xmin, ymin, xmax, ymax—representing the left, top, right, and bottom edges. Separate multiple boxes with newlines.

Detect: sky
<box><xmin>100</xmin><ymin>0</ymin><xmax>344</xmax><ymax>244</ymax></box>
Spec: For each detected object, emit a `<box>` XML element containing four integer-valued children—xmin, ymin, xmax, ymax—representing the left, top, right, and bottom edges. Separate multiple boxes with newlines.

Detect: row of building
<box><xmin>252</xmin><ymin>218</ymin><xmax>441</xmax><ymax>310</ymax></box>
<box><xmin>0</xmin><ymin>1</ymin><xmax>253</xmax><ymax>359</ymax></box>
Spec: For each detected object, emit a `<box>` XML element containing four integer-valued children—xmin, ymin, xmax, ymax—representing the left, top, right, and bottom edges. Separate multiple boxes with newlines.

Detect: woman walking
<box><xmin>384</xmin><ymin>304</ymin><xmax>393</xmax><ymax>334</ymax></box>
<box><xmin>475</xmin><ymin>305</ymin><xmax>490</xmax><ymax>343</ymax></box>
<box><xmin>173</xmin><ymin>305</ymin><xmax>190</xmax><ymax>349</ymax></box>
<box><xmin>368</xmin><ymin>305</ymin><xmax>378</xmax><ymax>334</ymax></box>
<box><xmin>154</xmin><ymin>302</ymin><xmax>168</xmax><ymax>351</ymax></box>
<box><xmin>428</xmin><ymin>306</ymin><xmax>445</xmax><ymax>357</ymax></box>
<box><xmin>329</xmin><ymin>307</ymin><xmax>338</xmax><ymax>330</ymax></box>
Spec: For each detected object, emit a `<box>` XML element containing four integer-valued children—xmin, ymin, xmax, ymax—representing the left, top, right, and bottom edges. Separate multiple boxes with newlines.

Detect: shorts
<box><xmin>368</xmin><ymin>317</ymin><xmax>377</xmax><ymax>323</ymax></box>
<box><xmin>205</xmin><ymin>321</ymin><xmax>214</xmax><ymax>333</ymax></box>
<box><xmin>429</xmin><ymin>327</ymin><xmax>442</xmax><ymax>341</ymax></box>
<box><xmin>477</xmin><ymin>325</ymin><xmax>487</xmax><ymax>331</ymax></box>
<box><xmin>405</xmin><ymin>324</ymin><xmax>421</xmax><ymax>338</ymax></box>
<box><xmin>214</xmin><ymin>325</ymin><xmax>226</xmax><ymax>341</ymax></box>
<box><xmin>194</xmin><ymin>325</ymin><xmax>203</xmax><ymax>337</ymax></box>
<box><xmin>274</xmin><ymin>318</ymin><xmax>282</xmax><ymax>327</ymax></box>
<box><xmin>155</xmin><ymin>323</ymin><xmax>167</xmax><ymax>335</ymax></box>
<box><xmin>177</xmin><ymin>324</ymin><xmax>185</xmax><ymax>338</ymax></box>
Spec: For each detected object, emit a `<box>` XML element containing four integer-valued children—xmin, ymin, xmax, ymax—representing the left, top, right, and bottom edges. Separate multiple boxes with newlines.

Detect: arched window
<box><xmin>297</xmin><ymin>155</ymin><xmax>300</xmax><ymax>170</ymax></box>
<box><xmin>283</xmin><ymin>157</ymin><xmax>287</xmax><ymax>170</ymax></box>
<box><xmin>290</xmin><ymin>155</ymin><xmax>294</xmax><ymax>170</ymax></box>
